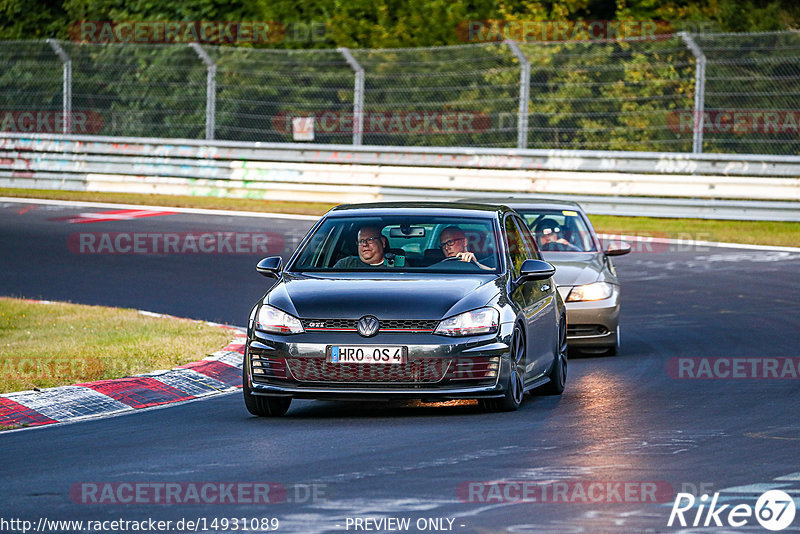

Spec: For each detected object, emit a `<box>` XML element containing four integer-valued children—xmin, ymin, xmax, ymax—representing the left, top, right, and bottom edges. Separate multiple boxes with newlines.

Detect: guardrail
<box><xmin>1</xmin><ymin>133</ymin><xmax>799</xmax><ymax>221</ymax></box>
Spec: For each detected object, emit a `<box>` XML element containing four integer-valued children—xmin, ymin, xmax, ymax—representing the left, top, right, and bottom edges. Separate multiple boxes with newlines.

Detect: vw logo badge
<box><xmin>357</xmin><ymin>315</ymin><xmax>380</xmax><ymax>337</ymax></box>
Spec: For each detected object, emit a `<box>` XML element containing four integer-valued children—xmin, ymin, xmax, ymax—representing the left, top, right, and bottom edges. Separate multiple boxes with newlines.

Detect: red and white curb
<box><xmin>49</xmin><ymin>208</ymin><xmax>179</xmax><ymax>224</ymax></box>
<box><xmin>0</xmin><ymin>309</ymin><xmax>246</xmax><ymax>429</ymax></box>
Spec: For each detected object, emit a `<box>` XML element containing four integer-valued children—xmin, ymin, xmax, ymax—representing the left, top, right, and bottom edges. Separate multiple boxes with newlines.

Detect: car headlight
<box><xmin>434</xmin><ymin>307</ymin><xmax>499</xmax><ymax>337</ymax></box>
<box><xmin>566</xmin><ymin>282</ymin><xmax>614</xmax><ymax>302</ymax></box>
<box><xmin>255</xmin><ymin>305</ymin><xmax>304</xmax><ymax>334</ymax></box>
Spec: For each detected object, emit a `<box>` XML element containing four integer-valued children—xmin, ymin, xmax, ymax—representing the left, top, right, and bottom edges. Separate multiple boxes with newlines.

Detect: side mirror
<box><xmin>519</xmin><ymin>259</ymin><xmax>556</xmax><ymax>281</ymax></box>
<box><xmin>604</xmin><ymin>241</ymin><xmax>631</xmax><ymax>256</ymax></box>
<box><xmin>256</xmin><ymin>256</ymin><xmax>283</xmax><ymax>278</ymax></box>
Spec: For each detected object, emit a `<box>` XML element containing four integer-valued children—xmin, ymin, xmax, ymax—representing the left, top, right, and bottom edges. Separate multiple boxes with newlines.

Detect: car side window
<box><xmin>504</xmin><ymin>216</ymin><xmax>526</xmax><ymax>279</ymax></box>
<box><xmin>515</xmin><ymin>216</ymin><xmax>542</xmax><ymax>260</ymax></box>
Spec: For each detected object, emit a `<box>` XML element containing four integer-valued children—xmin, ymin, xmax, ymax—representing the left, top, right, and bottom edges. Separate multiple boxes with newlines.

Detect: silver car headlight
<box><xmin>434</xmin><ymin>307</ymin><xmax>499</xmax><ymax>337</ymax></box>
<box><xmin>566</xmin><ymin>282</ymin><xmax>614</xmax><ymax>302</ymax></box>
<box><xmin>255</xmin><ymin>305</ymin><xmax>304</xmax><ymax>334</ymax></box>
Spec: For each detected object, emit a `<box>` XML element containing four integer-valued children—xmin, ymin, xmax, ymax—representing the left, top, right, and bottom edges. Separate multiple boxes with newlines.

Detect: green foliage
<box><xmin>3</xmin><ymin>0</ymin><xmax>799</xmax><ymax>46</ymax></box>
<box><xmin>0</xmin><ymin>0</ymin><xmax>66</xmax><ymax>39</ymax></box>
<box><xmin>519</xmin><ymin>38</ymin><xmax>696</xmax><ymax>151</ymax></box>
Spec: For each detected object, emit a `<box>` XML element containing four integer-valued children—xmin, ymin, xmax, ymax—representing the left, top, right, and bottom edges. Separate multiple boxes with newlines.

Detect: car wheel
<box><xmin>541</xmin><ymin>315</ymin><xmax>567</xmax><ymax>395</ymax></box>
<box><xmin>242</xmin><ymin>362</ymin><xmax>291</xmax><ymax>417</ymax></box>
<box><xmin>481</xmin><ymin>324</ymin><xmax>525</xmax><ymax>412</ymax></box>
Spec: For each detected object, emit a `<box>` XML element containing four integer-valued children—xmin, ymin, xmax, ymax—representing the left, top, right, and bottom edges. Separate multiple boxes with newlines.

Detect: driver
<box><xmin>334</xmin><ymin>225</ymin><xmax>387</xmax><ymax>268</ymax></box>
<box><xmin>535</xmin><ymin>219</ymin><xmax>574</xmax><ymax>250</ymax></box>
<box><xmin>439</xmin><ymin>226</ymin><xmax>492</xmax><ymax>270</ymax></box>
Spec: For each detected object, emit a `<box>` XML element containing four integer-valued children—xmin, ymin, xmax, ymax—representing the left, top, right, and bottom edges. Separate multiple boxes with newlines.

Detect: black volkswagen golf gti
<box><xmin>243</xmin><ymin>203</ymin><xmax>567</xmax><ymax>416</ymax></box>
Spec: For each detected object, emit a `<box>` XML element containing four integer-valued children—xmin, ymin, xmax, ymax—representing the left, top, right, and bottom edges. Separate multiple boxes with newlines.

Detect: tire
<box><xmin>481</xmin><ymin>324</ymin><xmax>526</xmax><ymax>412</ymax></box>
<box><xmin>541</xmin><ymin>315</ymin><xmax>567</xmax><ymax>395</ymax></box>
<box><xmin>606</xmin><ymin>326</ymin><xmax>620</xmax><ymax>356</ymax></box>
<box><xmin>242</xmin><ymin>362</ymin><xmax>291</xmax><ymax>417</ymax></box>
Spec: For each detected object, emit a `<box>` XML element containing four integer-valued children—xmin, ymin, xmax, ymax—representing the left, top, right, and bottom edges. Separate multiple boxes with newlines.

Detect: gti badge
<box><xmin>357</xmin><ymin>315</ymin><xmax>380</xmax><ymax>337</ymax></box>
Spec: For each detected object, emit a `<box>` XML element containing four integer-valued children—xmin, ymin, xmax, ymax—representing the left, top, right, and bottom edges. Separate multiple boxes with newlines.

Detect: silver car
<box><xmin>470</xmin><ymin>199</ymin><xmax>630</xmax><ymax>355</ymax></box>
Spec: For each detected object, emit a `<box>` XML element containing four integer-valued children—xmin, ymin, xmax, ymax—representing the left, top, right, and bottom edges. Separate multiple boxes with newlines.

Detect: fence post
<box><xmin>338</xmin><ymin>47</ymin><xmax>365</xmax><ymax>146</ymax></box>
<box><xmin>189</xmin><ymin>43</ymin><xmax>216</xmax><ymax>141</ymax></box>
<box><xmin>679</xmin><ymin>32</ymin><xmax>706</xmax><ymax>154</ymax></box>
<box><xmin>46</xmin><ymin>39</ymin><xmax>72</xmax><ymax>135</ymax></box>
<box><xmin>505</xmin><ymin>40</ymin><xmax>530</xmax><ymax>150</ymax></box>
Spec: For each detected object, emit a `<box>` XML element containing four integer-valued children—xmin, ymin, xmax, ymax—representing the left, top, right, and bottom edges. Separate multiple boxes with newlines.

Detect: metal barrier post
<box><xmin>189</xmin><ymin>43</ymin><xmax>216</xmax><ymax>141</ymax></box>
<box><xmin>505</xmin><ymin>40</ymin><xmax>530</xmax><ymax>150</ymax></box>
<box><xmin>46</xmin><ymin>39</ymin><xmax>72</xmax><ymax>135</ymax></box>
<box><xmin>338</xmin><ymin>47</ymin><xmax>365</xmax><ymax>146</ymax></box>
<box><xmin>679</xmin><ymin>32</ymin><xmax>706</xmax><ymax>154</ymax></box>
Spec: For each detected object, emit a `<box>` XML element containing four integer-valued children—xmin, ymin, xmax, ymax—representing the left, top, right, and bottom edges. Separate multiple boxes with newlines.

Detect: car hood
<box><xmin>266</xmin><ymin>272</ymin><xmax>502</xmax><ymax>320</ymax></box>
<box><xmin>541</xmin><ymin>252</ymin><xmax>605</xmax><ymax>287</ymax></box>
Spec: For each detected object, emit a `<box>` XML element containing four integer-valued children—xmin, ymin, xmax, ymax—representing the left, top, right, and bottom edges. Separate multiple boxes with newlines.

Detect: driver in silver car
<box><xmin>535</xmin><ymin>218</ymin><xmax>576</xmax><ymax>251</ymax></box>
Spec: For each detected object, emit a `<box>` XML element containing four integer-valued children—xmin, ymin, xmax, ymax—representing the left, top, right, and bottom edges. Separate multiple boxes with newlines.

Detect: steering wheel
<box><xmin>435</xmin><ymin>255</ymin><xmax>479</xmax><ymax>269</ymax></box>
<box><xmin>540</xmin><ymin>241</ymin><xmax>581</xmax><ymax>252</ymax></box>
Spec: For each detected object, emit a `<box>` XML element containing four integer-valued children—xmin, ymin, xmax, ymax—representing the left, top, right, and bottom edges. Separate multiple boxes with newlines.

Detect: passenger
<box><xmin>439</xmin><ymin>226</ymin><xmax>492</xmax><ymax>270</ymax></box>
<box><xmin>333</xmin><ymin>225</ymin><xmax>387</xmax><ymax>268</ymax></box>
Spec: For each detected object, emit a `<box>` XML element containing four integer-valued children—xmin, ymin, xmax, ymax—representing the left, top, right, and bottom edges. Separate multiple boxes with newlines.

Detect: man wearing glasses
<box><xmin>439</xmin><ymin>226</ymin><xmax>492</xmax><ymax>270</ymax></box>
<box><xmin>333</xmin><ymin>225</ymin><xmax>387</xmax><ymax>268</ymax></box>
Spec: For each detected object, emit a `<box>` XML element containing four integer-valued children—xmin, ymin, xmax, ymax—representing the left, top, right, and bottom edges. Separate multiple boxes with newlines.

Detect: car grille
<box><xmin>285</xmin><ymin>358</ymin><xmax>449</xmax><ymax>383</ymax></box>
<box><xmin>302</xmin><ymin>318</ymin><xmax>356</xmax><ymax>330</ymax></box>
<box><xmin>301</xmin><ymin>318</ymin><xmax>438</xmax><ymax>333</ymax></box>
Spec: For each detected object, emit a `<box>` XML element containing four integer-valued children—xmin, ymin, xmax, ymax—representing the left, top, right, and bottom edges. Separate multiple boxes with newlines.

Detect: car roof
<box><xmin>464</xmin><ymin>197</ymin><xmax>585</xmax><ymax>212</ymax></box>
<box><xmin>327</xmin><ymin>201</ymin><xmax>510</xmax><ymax>218</ymax></box>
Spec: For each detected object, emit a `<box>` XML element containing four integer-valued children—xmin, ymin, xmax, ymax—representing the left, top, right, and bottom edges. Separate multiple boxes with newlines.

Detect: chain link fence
<box><xmin>692</xmin><ymin>31</ymin><xmax>800</xmax><ymax>156</ymax></box>
<box><xmin>1</xmin><ymin>32</ymin><xmax>798</xmax><ymax>154</ymax></box>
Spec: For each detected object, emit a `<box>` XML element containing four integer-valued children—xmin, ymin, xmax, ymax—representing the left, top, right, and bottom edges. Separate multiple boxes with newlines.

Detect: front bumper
<box><xmin>563</xmin><ymin>288</ymin><xmax>620</xmax><ymax>348</ymax></box>
<box><xmin>245</xmin><ymin>324</ymin><xmax>514</xmax><ymax>400</ymax></box>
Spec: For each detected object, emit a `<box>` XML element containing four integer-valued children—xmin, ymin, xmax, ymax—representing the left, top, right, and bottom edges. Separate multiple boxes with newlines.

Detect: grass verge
<box><xmin>590</xmin><ymin>215</ymin><xmax>800</xmax><ymax>248</ymax></box>
<box><xmin>0</xmin><ymin>188</ymin><xmax>338</xmax><ymax>216</ymax></box>
<box><xmin>2</xmin><ymin>188</ymin><xmax>798</xmax><ymax>247</ymax></box>
<box><xmin>0</xmin><ymin>297</ymin><xmax>233</xmax><ymax>394</ymax></box>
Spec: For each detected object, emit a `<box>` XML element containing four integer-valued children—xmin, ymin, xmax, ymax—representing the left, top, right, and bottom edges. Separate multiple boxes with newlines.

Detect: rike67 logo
<box><xmin>668</xmin><ymin>490</ymin><xmax>796</xmax><ymax>531</ymax></box>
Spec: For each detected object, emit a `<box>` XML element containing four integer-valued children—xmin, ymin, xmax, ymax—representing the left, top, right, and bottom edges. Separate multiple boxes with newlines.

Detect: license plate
<box><xmin>328</xmin><ymin>345</ymin><xmax>407</xmax><ymax>364</ymax></box>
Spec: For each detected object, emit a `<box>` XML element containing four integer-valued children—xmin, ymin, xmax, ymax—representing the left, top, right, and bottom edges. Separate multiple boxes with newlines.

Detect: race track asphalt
<box><xmin>1</xmin><ymin>199</ymin><xmax>799</xmax><ymax>533</ymax></box>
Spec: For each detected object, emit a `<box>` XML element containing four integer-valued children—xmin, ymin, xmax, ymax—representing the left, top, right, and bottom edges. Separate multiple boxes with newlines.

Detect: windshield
<box><xmin>290</xmin><ymin>215</ymin><xmax>501</xmax><ymax>273</ymax></box>
<box><xmin>518</xmin><ymin>208</ymin><xmax>598</xmax><ymax>253</ymax></box>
